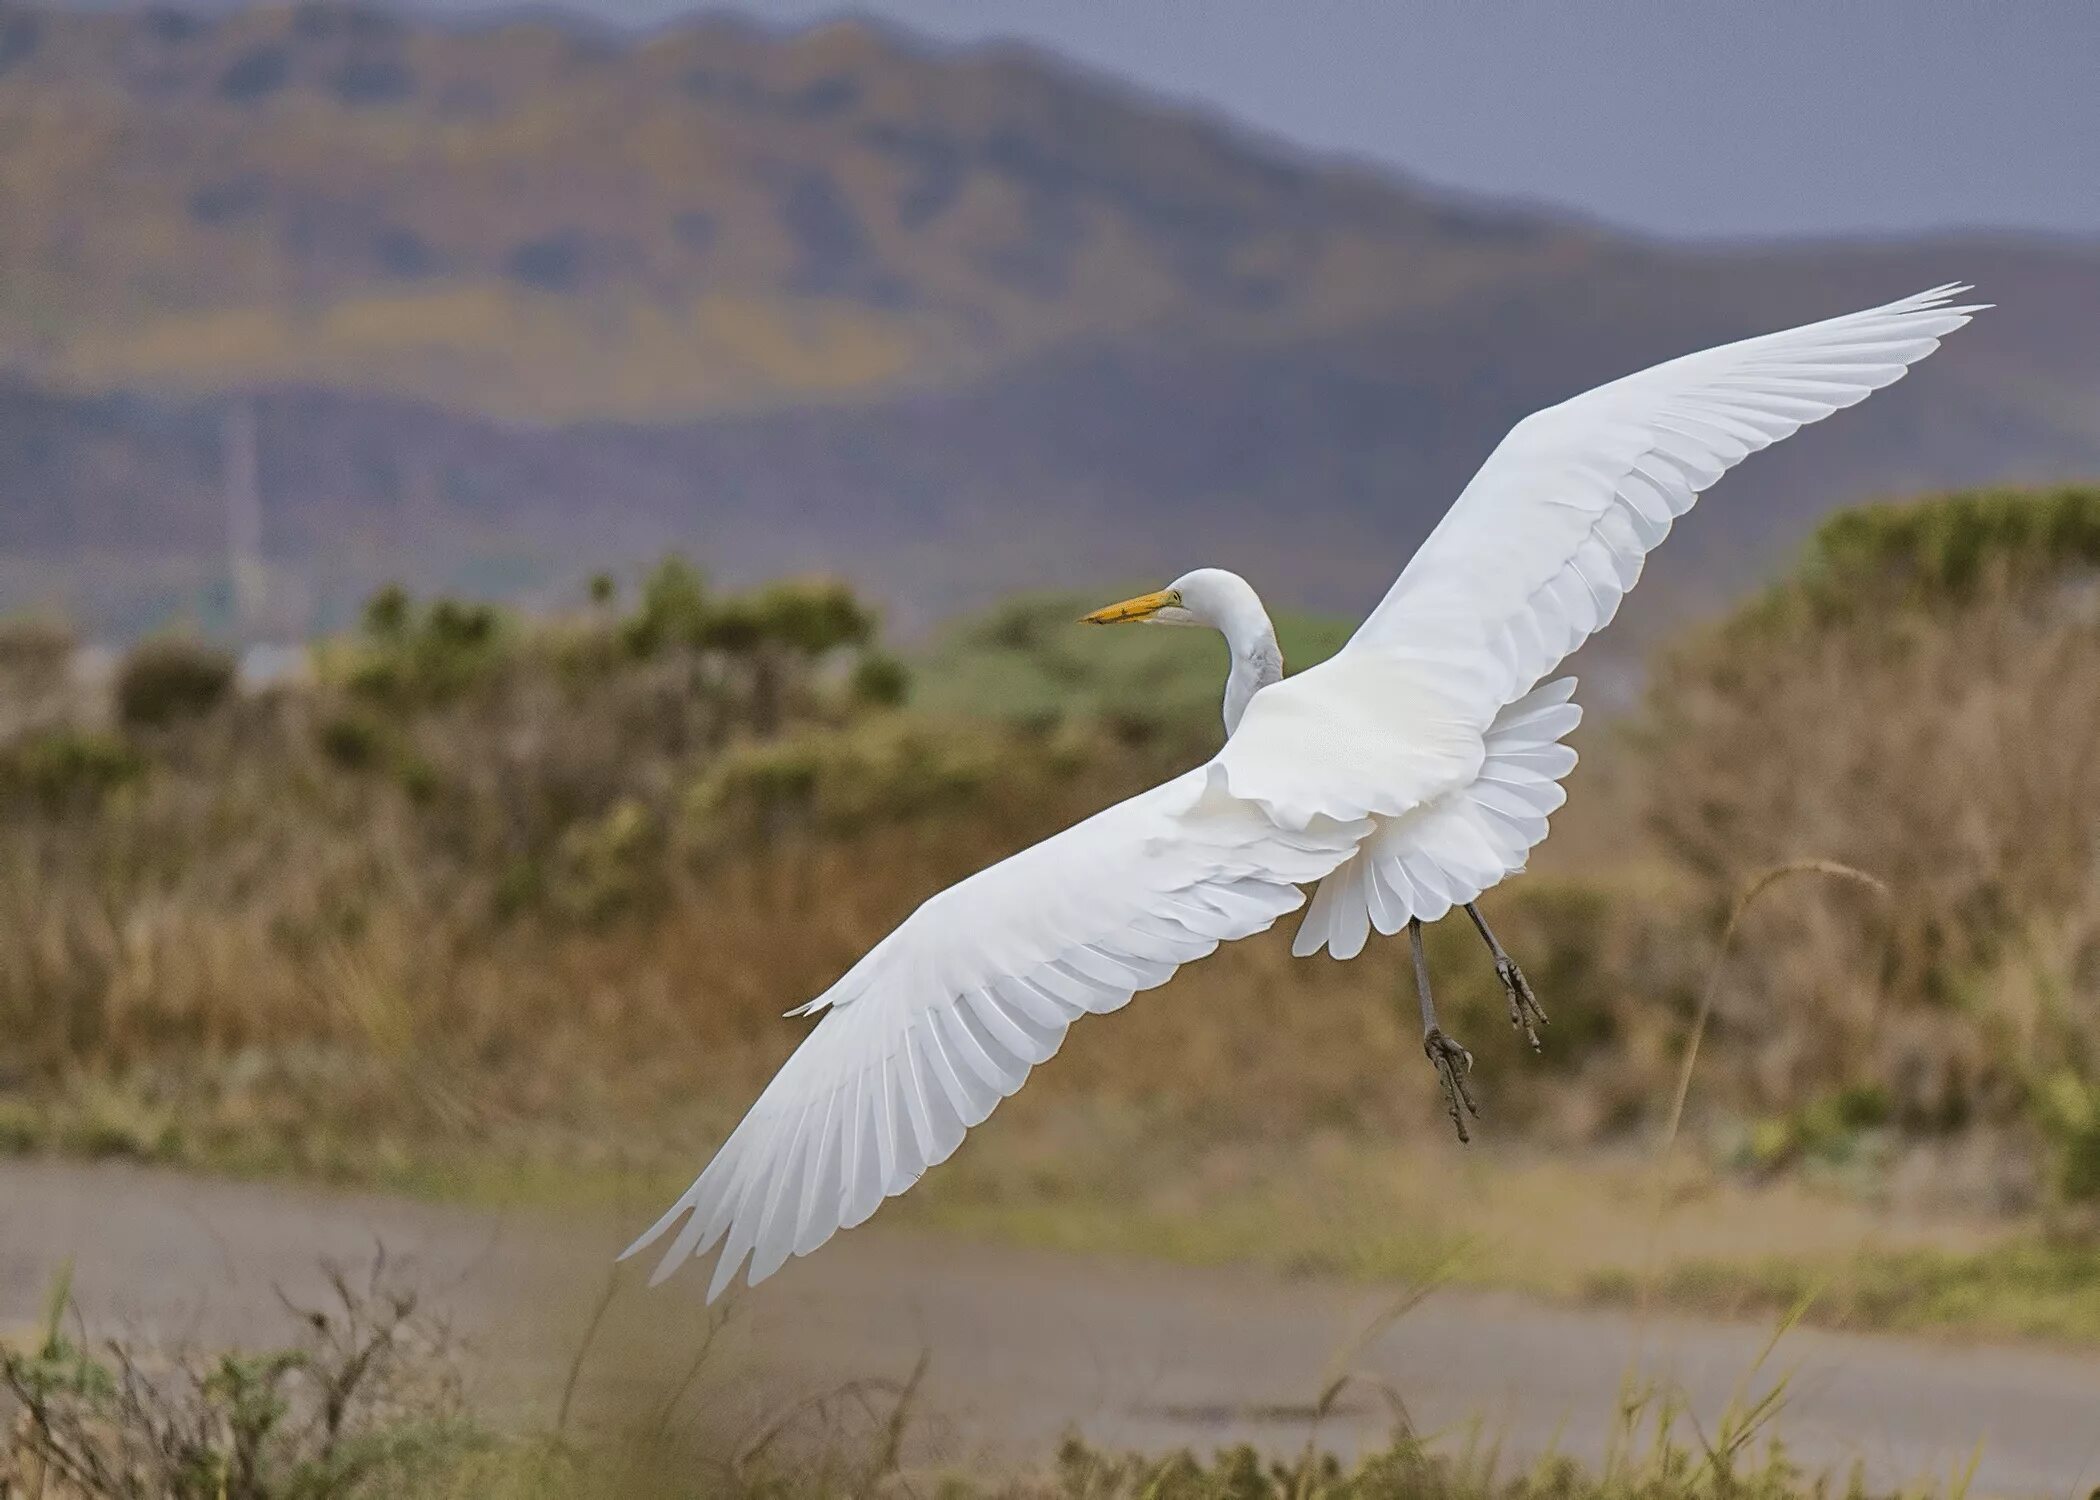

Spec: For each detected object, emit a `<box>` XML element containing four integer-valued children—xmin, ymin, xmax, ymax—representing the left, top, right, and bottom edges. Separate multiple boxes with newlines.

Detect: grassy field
<box><xmin>3</xmin><ymin>489</ymin><xmax>2100</xmax><ymax>1349</ymax></box>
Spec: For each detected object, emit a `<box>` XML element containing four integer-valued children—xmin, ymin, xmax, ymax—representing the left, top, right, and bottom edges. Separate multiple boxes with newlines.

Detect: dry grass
<box><xmin>2</xmin><ymin>1258</ymin><xmax>467</xmax><ymax>1499</ymax></box>
<box><xmin>1634</xmin><ymin>546</ymin><xmax>2100</xmax><ymax>1201</ymax></box>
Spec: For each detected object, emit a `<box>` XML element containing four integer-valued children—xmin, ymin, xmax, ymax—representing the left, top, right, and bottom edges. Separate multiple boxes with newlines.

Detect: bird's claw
<box><xmin>1496</xmin><ymin>956</ymin><xmax>1548</xmax><ymax>1052</ymax></box>
<box><xmin>1423</xmin><ymin>1027</ymin><xmax>1478</xmax><ymax>1143</ymax></box>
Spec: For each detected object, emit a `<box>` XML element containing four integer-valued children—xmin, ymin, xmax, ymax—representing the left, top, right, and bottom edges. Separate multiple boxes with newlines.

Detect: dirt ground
<box><xmin>2</xmin><ymin>1159</ymin><xmax>2096</xmax><ymax>1495</ymax></box>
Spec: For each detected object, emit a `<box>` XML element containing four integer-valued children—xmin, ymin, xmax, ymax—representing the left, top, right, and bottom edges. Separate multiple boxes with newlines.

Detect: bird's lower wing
<box><xmin>622</xmin><ymin>769</ymin><xmax>1369</xmax><ymax>1299</ymax></box>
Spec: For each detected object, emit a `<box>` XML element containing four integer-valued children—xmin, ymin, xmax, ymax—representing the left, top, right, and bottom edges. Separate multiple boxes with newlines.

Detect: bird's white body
<box><xmin>626</xmin><ymin>285</ymin><xmax>1984</xmax><ymax>1298</ymax></box>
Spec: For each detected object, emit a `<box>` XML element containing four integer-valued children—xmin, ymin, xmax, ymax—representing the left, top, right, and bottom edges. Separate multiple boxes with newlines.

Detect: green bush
<box><xmin>747</xmin><ymin>577</ymin><xmax>874</xmax><ymax>656</ymax></box>
<box><xmin>1808</xmin><ymin>485</ymin><xmax>2100</xmax><ymax>603</ymax></box>
<box><xmin>849</xmin><ymin>648</ymin><xmax>910</xmax><ymax>708</ymax></box>
<box><xmin>340</xmin><ymin>587</ymin><xmax>510</xmax><ymax>707</ymax></box>
<box><xmin>618</xmin><ymin>556</ymin><xmax>711</xmax><ymax>657</ymax></box>
<box><xmin>362</xmin><ymin>582</ymin><xmax>411</xmax><ymax>639</ymax></box>
<box><xmin>1</xmin><ymin>728</ymin><xmax>144</xmax><ymax>810</ymax></box>
<box><xmin>2034</xmin><ymin>1069</ymin><xmax>2100</xmax><ymax>1203</ymax></box>
<box><xmin>1732</xmin><ymin>484</ymin><xmax>2100</xmax><ymax>639</ymax></box>
<box><xmin>684</xmin><ymin>720</ymin><xmax>1010</xmax><ymax>843</ymax></box>
<box><xmin>116</xmin><ymin>636</ymin><xmax>236</xmax><ymax>728</ymax></box>
<box><xmin>391</xmin><ymin>751</ymin><xmax>443</xmax><ymax>805</ymax></box>
<box><xmin>548</xmin><ymin>798</ymin><xmax>658</xmax><ymax>922</ymax></box>
<box><xmin>318</xmin><ymin>713</ymin><xmax>385</xmax><ymax>770</ymax></box>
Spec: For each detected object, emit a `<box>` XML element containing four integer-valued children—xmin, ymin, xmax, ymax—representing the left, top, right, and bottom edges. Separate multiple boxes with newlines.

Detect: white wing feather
<box><xmin>1349</xmin><ymin>284</ymin><xmax>1988</xmax><ymax>697</ymax></box>
<box><xmin>623</xmin><ymin>770</ymin><xmax>1368</xmax><ymax>1298</ymax></box>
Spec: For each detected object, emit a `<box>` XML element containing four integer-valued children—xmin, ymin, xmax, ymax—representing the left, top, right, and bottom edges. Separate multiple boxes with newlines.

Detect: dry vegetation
<box><xmin>2</xmin><ymin>487</ymin><xmax>2099</xmax><ymax>1311</ymax></box>
<box><xmin>0</xmin><ymin>1257</ymin><xmax>1972</xmax><ymax>1499</ymax></box>
<box><xmin>3</xmin><ymin>1259</ymin><xmax>465</xmax><ymax>1500</ymax></box>
<box><xmin>1637</xmin><ymin>485</ymin><xmax>2100</xmax><ymax>1206</ymax></box>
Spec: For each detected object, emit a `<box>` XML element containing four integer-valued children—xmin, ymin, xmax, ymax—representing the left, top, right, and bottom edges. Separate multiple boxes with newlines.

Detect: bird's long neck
<box><xmin>1219</xmin><ymin>606</ymin><xmax>1282</xmax><ymax>738</ymax></box>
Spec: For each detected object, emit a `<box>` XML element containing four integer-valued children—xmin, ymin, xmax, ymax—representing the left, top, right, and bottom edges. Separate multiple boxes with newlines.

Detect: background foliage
<box><xmin>1</xmin><ymin>487</ymin><xmax>2097</xmax><ymax>1228</ymax></box>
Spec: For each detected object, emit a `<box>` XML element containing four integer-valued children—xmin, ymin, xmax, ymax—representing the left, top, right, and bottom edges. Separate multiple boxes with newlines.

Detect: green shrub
<box><xmin>1732</xmin><ymin>485</ymin><xmax>2100</xmax><ymax>639</ymax></box>
<box><xmin>548</xmin><ymin>797</ymin><xmax>658</xmax><ymax>922</ymax></box>
<box><xmin>1</xmin><ymin>728</ymin><xmax>144</xmax><ymax>810</ymax></box>
<box><xmin>318</xmin><ymin>713</ymin><xmax>385</xmax><ymax>770</ymax></box>
<box><xmin>1732</xmin><ymin>1086</ymin><xmax>1898</xmax><ymax>1178</ymax></box>
<box><xmin>391</xmin><ymin>751</ymin><xmax>442</xmax><ymax>804</ymax></box>
<box><xmin>362</xmin><ymin>582</ymin><xmax>411</xmax><ymax>639</ymax></box>
<box><xmin>748</xmin><ymin>577</ymin><xmax>874</xmax><ymax>656</ymax></box>
<box><xmin>618</xmin><ymin>555</ymin><xmax>711</xmax><ymax>657</ymax></box>
<box><xmin>340</xmin><ymin>587</ymin><xmax>509</xmax><ymax>706</ymax></box>
<box><xmin>2034</xmin><ymin>1069</ymin><xmax>2100</xmax><ymax>1203</ymax></box>
<box><xmin>425</xmin><ymin>597</ymin><xmax>498</xmax><ymax>650</ymax></box>
<box><xmin>692</xmin><ymin>595</ymin><xmax>761</xmax><ymax>654</ymax></box>
<box><xmin>1807</xmin><ymin>485</ymin><xmax>2100</xmax><ymax>604</ymax></box>
<box><xmin>849</xmin><ymin>648</ymin><xmax>910</xmax><ymax>708</ymax></box>
<box><xmin>684</xmin><ymin>720</ymin><xmax>1008</xmax><ymax>842</ymax></box>
<box><xmin>620</xmin><ymin>572</ymin><xmax>879</xmax><ymax>661</ymax></box>
<box><xmin>116</xmin><ymin>636</ymin><xmax>236</xmax><ymax>728</ymax></box>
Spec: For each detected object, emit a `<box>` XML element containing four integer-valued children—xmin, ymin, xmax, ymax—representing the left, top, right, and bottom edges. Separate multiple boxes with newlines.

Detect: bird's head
<box><xmin>1079</xmin><ymin>568</ymin><xmax>1258</xmax><ymax>631</ymax></box>
<box><xmin>1082</xmin><ymin>568</ymin><xmax>1280</xmax><ymax>735</ymax></box>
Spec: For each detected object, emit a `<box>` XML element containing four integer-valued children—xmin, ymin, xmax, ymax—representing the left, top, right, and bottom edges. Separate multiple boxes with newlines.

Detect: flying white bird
<box><xmin>626</xmin><ymin>284</ymin><xmax>1984</xmax><ymax>1299</ymax></box>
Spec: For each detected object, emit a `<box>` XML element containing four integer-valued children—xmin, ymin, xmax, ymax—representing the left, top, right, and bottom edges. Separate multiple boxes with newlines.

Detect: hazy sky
<box><xmin>409</xmin><ymin>0</ymin><xmax>2100</xmax><ymax>240</ymax></box>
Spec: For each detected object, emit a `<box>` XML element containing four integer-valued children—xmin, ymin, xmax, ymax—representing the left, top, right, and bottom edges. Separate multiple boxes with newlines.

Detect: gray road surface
<box><xmin>2</xmin><ymin>1160</ymin><xmax>2096</xmax><ymax>1495</ymax></box>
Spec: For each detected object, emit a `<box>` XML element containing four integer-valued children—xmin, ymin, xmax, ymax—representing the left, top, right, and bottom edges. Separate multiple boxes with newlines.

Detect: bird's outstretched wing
<box><xmin>1348</xmin><ymin>283</ymin><xmax>1986</xmax><ymax>698</ymax></box>
<box><xmin>623</xmin><ymin>770</ymin><xmax>1368</xmax><ymax>1297</ymax></box>
<box><xmin>1281</xmin><ymin>283</ymin><xmax>1985</xmax><ymax>958</ymax></box>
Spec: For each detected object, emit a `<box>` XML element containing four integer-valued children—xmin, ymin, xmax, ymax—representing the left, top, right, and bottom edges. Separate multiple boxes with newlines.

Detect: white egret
<box><xmin>626</xmin><ymin>284</ymin><xmax>1983</xmax><ymax>1299</ymax></box>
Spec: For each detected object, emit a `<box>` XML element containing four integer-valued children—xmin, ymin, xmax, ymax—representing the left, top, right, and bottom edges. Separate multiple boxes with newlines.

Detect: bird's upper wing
<box><xmin>1345</xmin><ymin>284</ymin><xmax>1986</xmax><ymax>702</ymax></box>
<box><xmin>623</xmin><ymin>769</ymin><xmax>1368</xmax><ymax>1298</ymax></box>
<box><xmin>1225</xmin><ymin>285</ymin><xmax>1983</xmax><ymax>959</ymax></box>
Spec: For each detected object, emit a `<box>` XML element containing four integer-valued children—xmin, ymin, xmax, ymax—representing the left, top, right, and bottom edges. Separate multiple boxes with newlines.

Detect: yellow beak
<box><xmin>1080</xmin><ymin>588</ymin><xmax>1179</xmax><ymax>624</ymax></box>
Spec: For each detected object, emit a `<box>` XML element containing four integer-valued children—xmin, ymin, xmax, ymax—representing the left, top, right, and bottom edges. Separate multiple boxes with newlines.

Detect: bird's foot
<box><xmin>1423</xmin><ymin>1027</ymin><xmax>1478</xmax><ymax>1143</ymax></box>
<box><xmin>1496</xmin><ymin>956</ymin><xmax>1549</xmax><ymax>1052</ymax></box>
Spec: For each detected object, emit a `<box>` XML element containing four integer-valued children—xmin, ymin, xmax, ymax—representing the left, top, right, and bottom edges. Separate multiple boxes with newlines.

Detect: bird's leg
<box><xmin>1410</xmin><ymin>917</ymin><xmax>1477</xmax><ymax>1142</ymax></box>
<box><xmin>1465</xmin><ymin>902</ymin><xmax>1547</xmax><ymax>1052</ymax></box>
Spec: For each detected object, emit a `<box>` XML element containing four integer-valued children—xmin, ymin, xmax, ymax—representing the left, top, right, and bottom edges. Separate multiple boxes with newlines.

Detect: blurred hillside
<box><xmin>3</xmin><ymin>3</ymin><xmax>2100</xmax><ymax>635</ymax></box>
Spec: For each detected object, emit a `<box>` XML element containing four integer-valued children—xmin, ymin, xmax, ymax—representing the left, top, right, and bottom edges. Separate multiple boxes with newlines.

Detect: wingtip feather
<box><xmin>619</xmin><ymin>1194</ymin><xmax>693</xmax><ymax>1264</ymax></box>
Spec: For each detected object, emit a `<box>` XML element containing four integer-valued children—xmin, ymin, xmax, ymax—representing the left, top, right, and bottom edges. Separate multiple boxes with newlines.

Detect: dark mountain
<box><xmin>1</xmin><ymin>3</ymin><xmax>2096</xmax><ymax>638</ymax></box>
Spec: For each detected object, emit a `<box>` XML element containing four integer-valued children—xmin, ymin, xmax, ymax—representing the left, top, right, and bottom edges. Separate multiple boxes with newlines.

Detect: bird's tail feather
<box><xmin>1292</xmin><ymin>677</ymin><xmax>1580</xmax><ymax>960</ymax></box>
